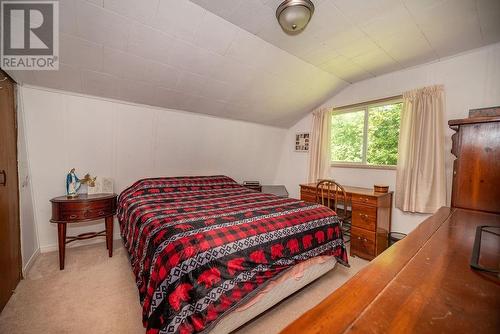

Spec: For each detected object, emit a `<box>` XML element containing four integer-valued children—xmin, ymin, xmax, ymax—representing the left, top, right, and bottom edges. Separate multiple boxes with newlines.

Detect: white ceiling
<box><xmin>6</xmin><ymin>0</ymin><xmax>500</xmax><ymax>127</ymax></box>
<box><xmin>192</xmin><ymin>0</ymin><xmax>500</xmax><ymax>82</ymax></box>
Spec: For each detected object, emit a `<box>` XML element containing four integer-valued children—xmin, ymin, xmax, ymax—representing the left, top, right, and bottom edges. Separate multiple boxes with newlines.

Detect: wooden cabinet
<box><xmin>449</xmin><ymin>115</ymin><xmax>500</xmax><ymax>213</ymax></box>
<box><xmin>300</xmin><ymin>184</ymin><xmax>393</xmax><ymax>260</ymax></box>
<box><xmin>0</xmin><ymin>71</ymin><xmax>21</xmax><ymax>312</ymax></box>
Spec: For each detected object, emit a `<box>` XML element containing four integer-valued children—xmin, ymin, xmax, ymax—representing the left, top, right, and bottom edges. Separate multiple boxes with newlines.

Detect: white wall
<box><xmin>275</xmin><ymin>43</ymin><xmax>500</xmax><ymax>234</ymax></box>
<box><xmin>16</xmin><ymin>87</ymin><xmax>40</xmax><ymax>274</ymax></box>
<box><xmin>21</xmin><ymin>86</ymin><xmax>286</xmax><ymax>252</ymax></box>
<box><xmin>275</xmin><ymin>114</ymin><xmax>312</xmax><ymax>200</ymax></box>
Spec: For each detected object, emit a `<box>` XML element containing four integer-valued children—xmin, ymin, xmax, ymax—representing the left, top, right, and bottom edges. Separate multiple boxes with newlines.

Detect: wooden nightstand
<box><xmin>50</xmin><ymin>193</ymin><xmax>117</xmax><ymax>270</ymax></box>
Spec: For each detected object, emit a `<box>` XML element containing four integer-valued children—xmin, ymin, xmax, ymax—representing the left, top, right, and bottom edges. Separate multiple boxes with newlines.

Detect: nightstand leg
<box><xmin>105</xmin><ymin>228</ymin><xmax>109</xmax><ymax>250</ymax></box>
<box><xmin>57</xmin><ymin>223</ymin><xmax>66</xmax><ymax>270</ymax></box>
<box><xmin>105</xmin><ymin>216</ymin><xmax>113</xmax><ymax>257</ymax></box>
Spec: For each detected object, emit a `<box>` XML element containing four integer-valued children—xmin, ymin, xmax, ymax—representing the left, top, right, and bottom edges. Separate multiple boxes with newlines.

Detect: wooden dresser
<box><xmin>300</xmin><ymin>183</ymin><xmax>392</xmax><ymax>260</ymax></box>
<box><xmin>449</xmin><ymin>115</ymin><xmax>500</xmax><ymax>213</ymax></box>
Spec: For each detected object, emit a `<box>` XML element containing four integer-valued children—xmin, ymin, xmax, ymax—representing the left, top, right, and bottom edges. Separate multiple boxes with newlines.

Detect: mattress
<box><xmin>211</xmin><ymin>256</ymin><xmax>337</xmax><ymax>333</ymax></box>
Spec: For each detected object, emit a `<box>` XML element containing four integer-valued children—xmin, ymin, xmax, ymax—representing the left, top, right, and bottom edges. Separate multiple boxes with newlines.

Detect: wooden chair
<box><xmin>315</xmin><ymin>179</ymin><xmax>352</xmax><ymax>241</ymax></box>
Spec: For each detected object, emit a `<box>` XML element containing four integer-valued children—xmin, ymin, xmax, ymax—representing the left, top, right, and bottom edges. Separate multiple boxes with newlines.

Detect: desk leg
<box><xmin>105</xmin><ymin>216</ymin><xmax>113</xmax><ymax>257</ymax></box>
<box><xmin>57</xmin><ymin>223</ymin><xmax>66</xmax><ymax>270</ymax></box>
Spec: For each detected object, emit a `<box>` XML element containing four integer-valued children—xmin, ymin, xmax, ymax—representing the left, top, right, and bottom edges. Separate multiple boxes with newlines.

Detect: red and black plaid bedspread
<box><xmin>118</xmin><ymin>176</ymin><xmax>348</xmax><ymax>334</ymax></box>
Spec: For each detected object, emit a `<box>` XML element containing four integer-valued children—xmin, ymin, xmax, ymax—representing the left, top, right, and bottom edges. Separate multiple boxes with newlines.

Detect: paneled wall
<box><xmin>20</xmin><ymin>86</ymin><xmax>286</xmax><ymax>252</ymax></box>
<box><xmin>16</xmin><ymin>88</ymin><xmax>39</xmax><ymax>273</ymax></box>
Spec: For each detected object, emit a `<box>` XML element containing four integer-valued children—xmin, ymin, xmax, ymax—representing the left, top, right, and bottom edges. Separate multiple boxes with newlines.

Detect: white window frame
<box><xmin>330</xmin><ymin>98</ymin><xmax>403</xmax><ymax>170</ymax></box>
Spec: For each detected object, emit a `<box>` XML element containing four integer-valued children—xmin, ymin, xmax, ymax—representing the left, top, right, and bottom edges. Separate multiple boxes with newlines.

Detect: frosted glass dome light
<box><xmin>276</xmin><ymin>0</ymin><xmax>315</xmax><ymax>34</ymax></box>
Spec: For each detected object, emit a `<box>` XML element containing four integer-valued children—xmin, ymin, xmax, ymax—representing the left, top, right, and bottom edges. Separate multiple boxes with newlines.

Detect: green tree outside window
<box><xmin>331</xmin><ymin>101</ymin><xmax>402</xmax><ymax>166</ymax></box>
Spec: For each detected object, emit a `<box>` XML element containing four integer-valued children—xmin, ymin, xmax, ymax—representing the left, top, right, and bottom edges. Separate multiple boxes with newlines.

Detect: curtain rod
<box><xmin>332</xmin><ymin>94</ymin><xmax>403</xmax><ymax>111</ymax></box>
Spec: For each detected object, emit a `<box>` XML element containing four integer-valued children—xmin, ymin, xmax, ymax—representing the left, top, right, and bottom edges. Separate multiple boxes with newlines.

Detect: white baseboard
<box><xmin>22</xmin><ymin>247</ymin><xmax>40</xmax><ymax>277</ymax></box>
<box><xmin>40</xmin><ymin>237</ymin><xmax>122</xmax><ymax>254</ymax></box>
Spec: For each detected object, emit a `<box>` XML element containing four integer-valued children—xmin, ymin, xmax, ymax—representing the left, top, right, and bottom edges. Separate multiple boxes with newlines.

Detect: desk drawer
<box><xmin>352</xmin><ymin>204</ymin><xmax>377</xmax><ymax>231</ymax></box>
<box><xmin>351</xmin><ymin>226</ymin><xmax>376</xmax><ymax>258</ymax></box>
<box><xmin>351</xmin><ymin>193</ymin><xmax>377</xmax><ymax>206</ymax></box>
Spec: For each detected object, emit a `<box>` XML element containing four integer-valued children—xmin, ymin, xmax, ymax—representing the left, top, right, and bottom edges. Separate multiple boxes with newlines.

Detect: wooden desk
<box><xmin>300</xmin><ymin>183</ymin><xmax>392</xmax><ymax>260</ymax></box>
<box><xmin>281</xmin><ymin>207</ymin><xmax>500</xmax><ymax>334</ymax></box>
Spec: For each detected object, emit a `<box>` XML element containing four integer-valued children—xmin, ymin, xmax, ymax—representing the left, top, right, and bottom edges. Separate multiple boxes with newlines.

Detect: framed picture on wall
<box><xmin>295</xmin><ymin>132</ymin><xmax>310</xmax><ymax>152</ymax></box>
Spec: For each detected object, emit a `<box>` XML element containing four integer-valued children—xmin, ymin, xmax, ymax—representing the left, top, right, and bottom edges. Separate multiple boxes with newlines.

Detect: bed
<box><xmin>118</xmin><ymin>175</ymin><xmax>348</xmax><ymax>334</ymax></box>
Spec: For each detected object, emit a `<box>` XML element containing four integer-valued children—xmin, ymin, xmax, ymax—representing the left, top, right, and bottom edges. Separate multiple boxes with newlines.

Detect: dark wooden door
<box><xmin>0</xmin><ymin>71</ymin><xmax>21</xmax><ymax>312</ymax></box>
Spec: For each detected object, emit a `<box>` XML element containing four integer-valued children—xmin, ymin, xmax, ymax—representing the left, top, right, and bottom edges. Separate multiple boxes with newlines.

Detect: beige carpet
<box><xmin>0</xmin><ymin>241</ymin><xmax>368</xmax><ymax>334</ymax></box>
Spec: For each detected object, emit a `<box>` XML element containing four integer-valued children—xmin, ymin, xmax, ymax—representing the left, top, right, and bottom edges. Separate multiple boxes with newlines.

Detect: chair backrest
<box><xmin>315</xmin><ymin>179</ymin><xmax>348</xmax><ymax>217</ymax></box>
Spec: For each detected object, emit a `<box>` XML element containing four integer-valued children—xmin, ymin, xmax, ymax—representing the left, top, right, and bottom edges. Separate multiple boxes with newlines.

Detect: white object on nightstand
<box><xmin>88</xmin><ymin>177</ymin><xmax>114</xmax><ymax>194</ymax></box>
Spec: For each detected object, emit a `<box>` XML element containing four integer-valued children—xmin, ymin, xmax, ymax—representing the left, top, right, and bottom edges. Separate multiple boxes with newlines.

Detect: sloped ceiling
<box><xmin>6</xmin><ymin>0</ymin><xmax>346</xmax><ymax>127</ymax></box>
<box><xmin>6</xmin><ymin>0</ymin><xmax>500</xmax><ymax>127</ymax></box>
<box><xmin>192</xmin><ymin>0</ymin><xmax>500</xmax><ymax>82</ymax></box>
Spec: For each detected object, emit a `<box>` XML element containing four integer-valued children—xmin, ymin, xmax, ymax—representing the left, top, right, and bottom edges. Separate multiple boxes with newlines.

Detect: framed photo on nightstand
<box><xmin>295</xmin><ymin>132</ymin><xmax>310</xmax><ymax>152</ymax></box>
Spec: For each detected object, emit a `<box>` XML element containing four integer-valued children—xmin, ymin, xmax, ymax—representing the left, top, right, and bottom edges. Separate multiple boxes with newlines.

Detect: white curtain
<box><xmin>308</xmin><ymin>107</ymin><xmax>331</xmax><ymax>183</ymax></box>
<box><xmin>396</xmin><ymin>85</ymin><xmax>447</xmax><ymax>213</ymax></box>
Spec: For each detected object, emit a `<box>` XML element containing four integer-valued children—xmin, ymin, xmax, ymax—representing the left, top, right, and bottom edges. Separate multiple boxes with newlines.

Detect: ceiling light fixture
<box><xmin>276</xmin><ymin>0</ymin><xmax>315</xmax><ymax>34</ymax></box>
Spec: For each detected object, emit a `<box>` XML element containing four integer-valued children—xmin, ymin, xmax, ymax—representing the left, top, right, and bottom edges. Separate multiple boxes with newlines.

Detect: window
<box><xmin>330</xmin><ymin>99</ymin><xmax>402</xmax><ymax>167</ymax></box>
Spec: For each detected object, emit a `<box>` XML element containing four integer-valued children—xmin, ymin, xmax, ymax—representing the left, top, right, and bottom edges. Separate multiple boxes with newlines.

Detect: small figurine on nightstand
<box><xmin>66</xmin><ymin>168</ymin><xmax>81</xmax><ymax>197</ymax></box>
